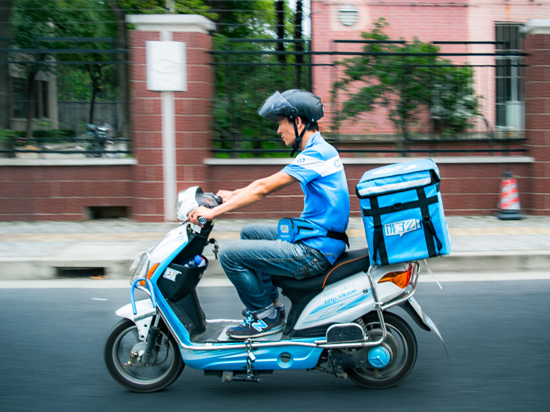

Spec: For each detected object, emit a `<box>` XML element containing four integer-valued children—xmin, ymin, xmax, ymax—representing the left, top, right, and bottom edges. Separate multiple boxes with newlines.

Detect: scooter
<box><xmin>79</xmin><ymin>123</ymin><xmax>115</xmax><ymax>157</ymax></box>
<box><xmin>104</xmin><ymin>186</ymin><xmax>445</xmax><ymax>392</ymax></box>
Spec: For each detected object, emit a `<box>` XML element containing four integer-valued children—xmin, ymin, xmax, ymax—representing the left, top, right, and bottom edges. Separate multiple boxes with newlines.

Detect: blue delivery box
<box><xmin>356</xmin><ymin>159</ymin><xmax>451</xmax><ymax>266</ymax></box>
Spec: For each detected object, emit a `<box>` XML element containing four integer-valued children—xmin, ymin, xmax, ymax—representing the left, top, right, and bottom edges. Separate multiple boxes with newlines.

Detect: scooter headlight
<box><xmin>130</xmin><ymin>251</ymin><xmax>150</xmax><ymax>284</ymax></box>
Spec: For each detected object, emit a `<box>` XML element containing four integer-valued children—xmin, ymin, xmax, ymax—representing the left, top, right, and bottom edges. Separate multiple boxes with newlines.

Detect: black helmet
<box><xmin>257</xmin><ymin>89</ymin><xmax>324</xmax><ymax>123</ymax></box>
<box><xmin>258</xmin><ymin>89</ymin><xmax>324</xmax><ymax>157</ymax></box>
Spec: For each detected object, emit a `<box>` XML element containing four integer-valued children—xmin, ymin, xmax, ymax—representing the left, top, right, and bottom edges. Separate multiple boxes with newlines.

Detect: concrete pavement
<box><xmin>1</xmin><ymin>216</ymin><xmax>549</xmax><ymax>281</ymax></box>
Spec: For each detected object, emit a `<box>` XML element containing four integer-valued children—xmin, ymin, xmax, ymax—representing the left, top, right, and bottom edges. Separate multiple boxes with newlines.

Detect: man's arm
<box><xmin>188</xmin><ymin>171</ymin><xmax>297</xmax><ymax>224</ymax></box>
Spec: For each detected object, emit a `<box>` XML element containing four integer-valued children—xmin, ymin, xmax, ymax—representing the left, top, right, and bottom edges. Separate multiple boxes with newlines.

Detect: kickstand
<box><xmin>221</xmin><ymin>340</ymin><xmax>261</xmax><ymax>383</ymax></box>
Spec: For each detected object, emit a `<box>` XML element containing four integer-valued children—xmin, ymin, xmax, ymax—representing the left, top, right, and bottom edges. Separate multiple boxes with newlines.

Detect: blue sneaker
<box><xmin>227</xmin><ymin>311</ymin><xmax>283</xmax><ymax>339</ymax></box>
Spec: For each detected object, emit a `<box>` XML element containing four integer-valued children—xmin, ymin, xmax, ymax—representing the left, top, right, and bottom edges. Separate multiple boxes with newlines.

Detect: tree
<box><xmin>52</xmin><ymin>0</ymin><xmax>118</xmax><ymax>125</ymax></box>
<box><xmin>203</xmin><ymin>1</ymin><xmax>274</xmax><ymax>38</ymax></box>
<box><xmin>107</xmin><ymin>0</ymin><xmax>131</xmax><ymax>141</ymax></box>
<box><xmin>331</xmin><ymin>18</ymin><xmax>482</xmax><ymax>148</ymax></box>
<box><xmin>11</xmin><ymin>0</ymin><xmax>64</xmax><ymax>139</ymax></box>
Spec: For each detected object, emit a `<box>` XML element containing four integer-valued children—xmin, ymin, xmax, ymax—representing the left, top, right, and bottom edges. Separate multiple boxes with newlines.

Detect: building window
<box><xmin>495</xmin><ymin>22</ymin><xmax>523</xmax><ymax>131</ymax></box>
<box><xmin>10</xmin><ymin>77</ymin><xmax>49</xmax><ymax>119</ymax></box>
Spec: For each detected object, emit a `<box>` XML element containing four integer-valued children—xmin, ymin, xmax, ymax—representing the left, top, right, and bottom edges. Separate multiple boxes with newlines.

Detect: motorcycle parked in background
<box><xmin>77</xmin><ymin>123</ymin><xmax>115</xmax><ymax>157</ymax></box>
<box><xmin>104</xmin><ymin>187</ymin><xmax>446</xmax><ymax>393</ymax></box>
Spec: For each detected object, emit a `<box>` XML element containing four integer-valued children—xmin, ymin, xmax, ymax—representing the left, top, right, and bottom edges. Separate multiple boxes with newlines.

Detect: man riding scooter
<box><xmin>189</xmin><ymin>89</ymin><xmax>350</xmax><ymax>339</ymax></box>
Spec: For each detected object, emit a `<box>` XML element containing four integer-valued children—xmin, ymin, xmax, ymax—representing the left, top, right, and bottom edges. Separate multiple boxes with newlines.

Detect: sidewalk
<box><xmin>1</xmin><ymin>216</ymin><xmax>549</xmax><ymax>281</ymax></box>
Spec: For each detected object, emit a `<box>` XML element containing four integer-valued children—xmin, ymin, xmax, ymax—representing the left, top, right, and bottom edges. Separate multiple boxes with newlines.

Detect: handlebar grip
<box><xmin>198</xmin><ymin>216</ymin><xmax>208</xmax><ymax>226</ymax></box>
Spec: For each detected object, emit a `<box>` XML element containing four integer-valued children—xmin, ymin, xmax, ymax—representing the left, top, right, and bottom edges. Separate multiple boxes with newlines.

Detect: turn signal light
<box><xmin>379</xmin><ymin>266</ymin><xmax>412</xmax><ymax>289</ymax></box>
<box><xmin>139</xmin><ymin>263</ymin><xmax>159</xmax><ymax>285</ymax></box>
<box><xmin>147</xmin><ymin>263</ymin><xmax>160</xmax><ymax>279</ymax></box>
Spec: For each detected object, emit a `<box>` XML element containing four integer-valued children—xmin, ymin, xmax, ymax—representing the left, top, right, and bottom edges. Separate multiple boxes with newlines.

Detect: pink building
<box><xmin>311</xmin><ymin>0</ymin><xmax>550</xmax><ymax>138</ymax></box>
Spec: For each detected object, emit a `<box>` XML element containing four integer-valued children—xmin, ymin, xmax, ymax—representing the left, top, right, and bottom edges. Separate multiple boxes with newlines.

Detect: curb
<box><xmin>2</xmin><ymin>251</ymin><xmax>550</xmax><ymax>281</ymax></box>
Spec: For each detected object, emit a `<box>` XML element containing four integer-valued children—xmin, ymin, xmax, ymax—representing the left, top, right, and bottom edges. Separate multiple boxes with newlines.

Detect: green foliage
<box><xmin>210</xmin><ymin>2</ymin><xmax>309</xmax><ymax>158</ymax></box>
<box><xmin>119</xmin><ymin>0</ymin><xmax>215</xmax><ymax>18</ymax></box>
<box><xmin>10</xmin><ymin>0</ymin><xmax>61</xmax><ymax>78</ymax></box>
<box><xmin>57</xmin><ymin>67</ymin><xmax>118</xmax><ymax>102</ymax></box>
<box><xmin>212</xmin><ymin>33</ymin><xmax>311</xmax><ymax>158</ymax></box>
<box><xmin>0</xmin><ymin>128</ymin><xmax>75</xmax><ymax>145</ymax></box>
<box><xmin>332</xmin><ymin>18</ymin><xmax>482</xmax><ymax>139</ymax></box>
<box><xmin>204</xmin><ymin>1</ymin><xmax>274</xmax><ymax>38</ymax></box>
<box><xmin>430</xmin><ymin>65</ymin><xmax>482</xmax><ymax>136</ymax></box>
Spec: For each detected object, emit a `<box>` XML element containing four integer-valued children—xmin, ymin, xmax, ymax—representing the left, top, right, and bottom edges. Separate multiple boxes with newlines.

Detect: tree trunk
<box><xmin>88</xmin><ymin>60</ymin><xmax>102</xmax><ymax>125</ymax></box>
<box><xmin>294</xmin><ymin>1</ymin><xmax>303</xmax><ymax>89</ymax></box>
<box><xmin>89</xmin><ymin>84</ymin><xmax>98</xmax><ymax>125</ymax></box>
<box><xmin>275</xmin><ymin>0</ymin><xmax>286</xmax><ymax>64</ymax></box>
<box><xmin>0</xmin><ymin>0</ymin><xmax>13</xmax><ymax>130</ymax></box>
<box><xmin>107</xmin><ymin>0</ymin><xmax>131</xmax><ymax>144</ymax></box>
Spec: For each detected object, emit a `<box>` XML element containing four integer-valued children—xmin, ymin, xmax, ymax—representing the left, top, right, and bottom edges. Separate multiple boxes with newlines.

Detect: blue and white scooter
<box><xmin>104</xmin><ymin>187</ymin><xmax>445</xmax><ymax>392</ymax></box>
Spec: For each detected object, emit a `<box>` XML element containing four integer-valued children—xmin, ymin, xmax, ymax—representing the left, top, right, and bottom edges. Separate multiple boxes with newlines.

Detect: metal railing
<box><xmin>1</xmin><ymin>37</ymin><xmax>130</xmax><ymax>159</ymax></box>
<box><xmin>210</xmin><ymin>39</ymin><xmax>526</xmax><ymax>158</ymax></box>
<box><xmin>0</xmin><ymin>136</ymin><xmax>132</xmax><ymax>159</ymax></box>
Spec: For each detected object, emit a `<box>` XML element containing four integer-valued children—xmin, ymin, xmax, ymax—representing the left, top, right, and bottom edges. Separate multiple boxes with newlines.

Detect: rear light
<box><xmin>378</xmin><ymin>265</ymin><xmax>413</xmax><ymax>289</ymax></box>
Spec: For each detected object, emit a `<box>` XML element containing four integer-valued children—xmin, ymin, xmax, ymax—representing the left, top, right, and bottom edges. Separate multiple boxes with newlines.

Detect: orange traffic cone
<box><xmin>496</xmin><ymin>171</ymin><xmax>523</xmax><ymax>220</ymax></box>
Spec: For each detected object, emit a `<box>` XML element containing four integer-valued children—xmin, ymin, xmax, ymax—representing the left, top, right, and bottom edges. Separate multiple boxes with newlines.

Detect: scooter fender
<box><xmin>115</xmin><ymin>299</ymin><xmax>156</xmax><ymax>342</ymax></box>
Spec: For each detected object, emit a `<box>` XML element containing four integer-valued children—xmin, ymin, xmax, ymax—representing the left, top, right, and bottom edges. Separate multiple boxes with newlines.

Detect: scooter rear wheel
<box><xmin>346</xmin><ymin>312</ymin><xmax>417</xmax><ymax>389</ymax></box>
<box><xmin>104</xmin><ymin>318</ymin><xmax>184</xmax><ymax>392</ymax></box>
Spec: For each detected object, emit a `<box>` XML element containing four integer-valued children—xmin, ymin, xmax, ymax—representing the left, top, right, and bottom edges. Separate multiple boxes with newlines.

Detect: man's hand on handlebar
<box><xmin>189</xmin><ymin>207</ymin><xmax>216</xmax><ymax>226</ymax></box>
<box><xmin>216</xmin><ymin>189</ymin><xmax>240</xmax><ymax>203</ymax></box>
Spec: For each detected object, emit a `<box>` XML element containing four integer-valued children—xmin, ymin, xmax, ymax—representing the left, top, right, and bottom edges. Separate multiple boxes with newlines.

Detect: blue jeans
<box><xmin>219</xmin><ymin>224</ymin><xmax>330</xmax><ymax>313</ymax></box>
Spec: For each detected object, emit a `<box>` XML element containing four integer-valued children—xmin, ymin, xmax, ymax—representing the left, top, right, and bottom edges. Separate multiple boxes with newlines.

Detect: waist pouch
<box><xmin>356</xmin><ymin>158</ymin><xmax>451</xmax><ymax>266</ymax></box>
<box><xmin>278</xmin><ymin>218</ymin><xmax>349</xmax><ymax>246</ymax></box>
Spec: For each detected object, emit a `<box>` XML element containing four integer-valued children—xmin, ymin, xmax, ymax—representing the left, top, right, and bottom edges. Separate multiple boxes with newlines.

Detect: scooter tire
<box><xmin>104</xmin><ymin>318</ymin><xmax>184</xmax><ymax>393</ymax></box>
<box><xmin>346</xmin><ymin>312</ymin><xmax>417</xmax><ymax>389</ymax></box>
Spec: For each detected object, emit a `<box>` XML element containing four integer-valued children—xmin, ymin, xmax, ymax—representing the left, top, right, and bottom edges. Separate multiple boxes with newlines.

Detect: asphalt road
<box><xmin>1</xmin><ymin>279</ymin><xmax>549</xmax><ymax>412</ymax></box>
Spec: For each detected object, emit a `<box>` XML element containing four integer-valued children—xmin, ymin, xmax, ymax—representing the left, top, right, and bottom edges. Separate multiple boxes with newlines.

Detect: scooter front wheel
<box><xmin>347</xmin><ymin>312</ymin><xmax>417</xmax><ymax>389</ymax></box>
<box><xmin>104</xmin><ymin>318</ymin><xmax>184</xmax><ymax>392</ymax></box>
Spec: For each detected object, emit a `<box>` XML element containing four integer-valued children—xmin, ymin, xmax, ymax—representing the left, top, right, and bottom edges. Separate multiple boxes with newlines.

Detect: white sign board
<box><xmin>146</xmin><ymin>41</ymin><xmax>187</xmax><ymax>92</ymax></box>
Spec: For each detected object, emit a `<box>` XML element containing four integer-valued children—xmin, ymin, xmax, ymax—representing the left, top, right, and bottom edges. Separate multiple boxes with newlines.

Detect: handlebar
<box><xmin>198</xmin><ymin>217</ymin><xmax>208</xmax><ymax>226</ymax></box>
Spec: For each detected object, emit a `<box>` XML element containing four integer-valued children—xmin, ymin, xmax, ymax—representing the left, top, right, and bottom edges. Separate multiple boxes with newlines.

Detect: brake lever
<box><xmin>209</xmin><ymin>238</ymin><xmax>220</xmax><ymax>259</ymax></box>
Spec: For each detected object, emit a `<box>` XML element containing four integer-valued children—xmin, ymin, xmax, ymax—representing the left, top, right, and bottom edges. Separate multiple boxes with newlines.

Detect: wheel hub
<box><xmin>125</xmin><ymin>342</ymin><xmax>158</xmax><ymax>367</ymax></box>
<box><xmin>368</xmin><ymin>346</ymin><xmax>392</xmax><ymax>369</ymax></box>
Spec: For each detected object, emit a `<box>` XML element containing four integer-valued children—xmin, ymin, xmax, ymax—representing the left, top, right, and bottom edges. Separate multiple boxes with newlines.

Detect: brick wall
<box><xmin>206</xmin><ymin>160</ymin><xmax>532</xmax><ymax>219</ymax></box>
<box><xmin>0</xmin><ymin>163</ymin><xmax>134</xmax><ymax>221</ymax></box>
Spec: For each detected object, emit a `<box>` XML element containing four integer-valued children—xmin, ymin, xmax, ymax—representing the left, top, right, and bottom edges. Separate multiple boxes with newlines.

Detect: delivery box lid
<box><xmin>356</xmin><ymin>158</ymin><xmax>441</xmax><ymax>199</ymax></box>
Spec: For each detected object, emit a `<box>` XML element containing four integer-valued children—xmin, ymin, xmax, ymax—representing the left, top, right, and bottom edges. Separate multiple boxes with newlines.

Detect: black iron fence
<box><xmin>210</xmin><ymin>39</ymin><xmax>527</xmax><ymax>158</ymax></box>
<box><xmin>0</xmin><ymin>37</ymin><xmax>131</xmax><ymax>159</ymax></box>
<box><xmin>210</xmin><ymin>38</ymin><xmax>313</xmax><ymax>158</ymax></box>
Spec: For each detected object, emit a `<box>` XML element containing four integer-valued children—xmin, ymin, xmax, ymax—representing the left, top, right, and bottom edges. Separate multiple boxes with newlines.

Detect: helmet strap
<box><xmin>290</xmin><ymin>119</ymin><xmax>311</xmax><ymax>157</ymax></box>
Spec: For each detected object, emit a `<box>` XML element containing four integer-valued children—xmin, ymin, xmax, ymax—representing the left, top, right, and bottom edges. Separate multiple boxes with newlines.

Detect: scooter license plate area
<box><xmin>408</xmin><ymin>297</ymin><xmax>445</xmax><ymax>345</ymax></box>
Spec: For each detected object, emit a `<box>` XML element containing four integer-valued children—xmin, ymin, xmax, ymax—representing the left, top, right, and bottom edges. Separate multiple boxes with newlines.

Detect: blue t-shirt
<box><xmin>282</xmin><ymin>133</ymin><xmax>350</xmax><ymax>264</ymax></box>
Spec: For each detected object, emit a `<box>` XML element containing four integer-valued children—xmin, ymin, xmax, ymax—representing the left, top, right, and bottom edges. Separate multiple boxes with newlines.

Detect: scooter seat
<box><xmin>272</xmin><ymin>248</ymin><xmax>370</xmax><ymax>293</ymax></box>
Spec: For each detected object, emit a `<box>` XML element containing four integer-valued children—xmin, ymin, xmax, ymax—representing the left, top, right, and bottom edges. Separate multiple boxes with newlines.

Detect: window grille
<box><xmin>495</xmin><ymin>22</ymin><xmax>524</xmax><ymax>131</ymax></box>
